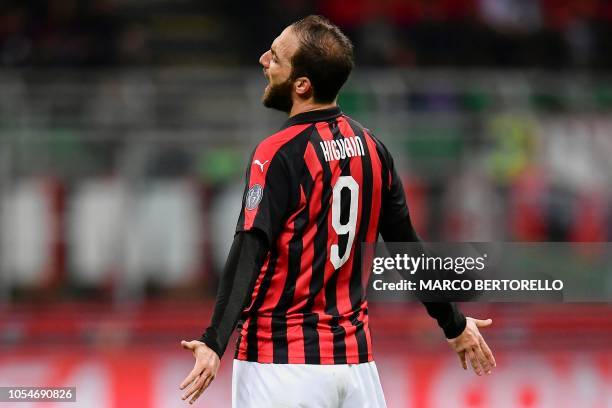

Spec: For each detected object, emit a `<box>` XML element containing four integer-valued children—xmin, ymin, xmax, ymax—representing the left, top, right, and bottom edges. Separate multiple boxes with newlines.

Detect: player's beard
<box><xmin>262</xmin><ymin>77</ymin><xmax>293</xmax><ymax>113</ymax></box>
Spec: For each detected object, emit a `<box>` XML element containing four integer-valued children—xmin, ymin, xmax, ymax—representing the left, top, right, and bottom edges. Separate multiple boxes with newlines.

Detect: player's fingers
<box><xmin>474</xmin><ymin>344</ymin><xmax>491</xmax><ymax>374</ymax></box>
<box><xmin>480</xmin><ymin>338</ymin><xmax>496</xmax><ymax>368</ymax></box>
<box><xmin>466</xmin><ymin>348</ymin><xmax>482</xmax><ymax>376</ymax></box>
<box><xmin>181</xmin><ymin>374</ymin><xmax>199</xmax><ymax>400</ymax></box>
<box><xmin>474</xmin><ymin>318</ymin><xmax>492</xmax><ymax>328</ymax></box>
<box><xmin>190</xmin><ymin>374</ymin><xmax>215</xmax><ymax>404</ymax></box>
<box><xmin>189</xmin><ymin>384</ymin><xmax>206</xmax><ymax>405</ymax></box>
<box><xmin>182</xmin><ymin>373</ymin><xmax>206</xmax><ymax>400</ymax></box>
<box><xmin>458</xmin><ymin>351</ymin><xmax>467</xmax><ymax>370</ymax></box>
<box><xmin>202</xmin><ymin>373</ymin><xmax>215</xmax><ymax>392</ymax></box>
<box><xmin>179</xmin><ymin>371</ymin><xmax>197</xmax><ymax>390</ymax></box>
<box><xmin>180</xmin><ymin>365</ymin><xmax>202</xmax><ymax>390</ymax></box>
<box><xmin>183</xmin><ymin>340</ymin><xmax>203</xmax><ymax>353</ymax></box>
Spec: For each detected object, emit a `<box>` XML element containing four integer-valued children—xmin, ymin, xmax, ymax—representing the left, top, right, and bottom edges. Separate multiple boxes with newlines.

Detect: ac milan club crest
<box><xmin>245</xmin><ymin>184</ymin><xmax>263</xmax><ymax>210</ymax></box>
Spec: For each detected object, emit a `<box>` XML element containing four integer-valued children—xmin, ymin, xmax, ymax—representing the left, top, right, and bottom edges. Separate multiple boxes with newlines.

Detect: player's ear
<box><xmin>294</xmin><ymin>76</ymin><xmax>312</xmax><ymax>97</ymax></box>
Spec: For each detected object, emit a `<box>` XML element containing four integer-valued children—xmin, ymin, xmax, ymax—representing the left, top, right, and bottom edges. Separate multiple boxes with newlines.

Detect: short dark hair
<box><xmin>290</xmin><ymin>15</ymin><xmax>354</xmax><ymax>103</ymax></box>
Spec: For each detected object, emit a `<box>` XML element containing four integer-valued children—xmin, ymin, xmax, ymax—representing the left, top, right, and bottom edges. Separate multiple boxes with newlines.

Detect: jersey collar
<box><xmin>281</xmin><ymin>106</ymin><xmax>343</xmax><ymax>129</ymax></box>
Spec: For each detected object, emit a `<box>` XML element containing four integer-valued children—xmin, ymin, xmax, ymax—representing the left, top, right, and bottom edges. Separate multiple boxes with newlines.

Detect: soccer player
<box><xmin>180</xmin><ymin>15</ymin><xmax>496</xmax><ymax>407</ymax></box>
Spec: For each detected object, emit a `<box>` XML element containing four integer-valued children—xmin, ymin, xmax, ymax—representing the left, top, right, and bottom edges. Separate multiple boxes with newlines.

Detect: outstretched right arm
<box><xmin>179</xmin><ymin>230</ymin><xmax>268</xmax><ymax>404</ymax></box>
<box><xmin>375</xmin><ymin>137</ymin><xmax>466</xmax><ymax>338</ymax></box>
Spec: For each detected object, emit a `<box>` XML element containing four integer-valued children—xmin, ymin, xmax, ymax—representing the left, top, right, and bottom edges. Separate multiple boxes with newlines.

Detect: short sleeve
<box><xmin>235</xmin><ymin>148</ymin><xmax>291</xmax><ymax>245</ymax></box>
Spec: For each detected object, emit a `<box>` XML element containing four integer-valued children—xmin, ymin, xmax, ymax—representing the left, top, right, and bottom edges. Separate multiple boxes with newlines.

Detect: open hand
<box><xmin>447</xmin><ymin>317</ymin><xmax>496</xmax><ymax>376</ymax></box>
<box><xmin>179</xmin><ymin>340</ymin><xmax>220</xmax><ymax>404</ymax></box>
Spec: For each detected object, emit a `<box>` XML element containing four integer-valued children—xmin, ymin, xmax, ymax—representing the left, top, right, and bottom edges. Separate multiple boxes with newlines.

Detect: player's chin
<box><xmin>261</xmin><ymin>86</ymin><xmax>271</xmax><ymax>104</ymax></box>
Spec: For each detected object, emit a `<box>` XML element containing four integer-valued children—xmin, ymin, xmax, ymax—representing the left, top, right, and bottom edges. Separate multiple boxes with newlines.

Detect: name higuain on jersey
<box><xmin>319</xmin><ymin>136</ymin><xmax>365</xmax><ymax>162</ymax></box>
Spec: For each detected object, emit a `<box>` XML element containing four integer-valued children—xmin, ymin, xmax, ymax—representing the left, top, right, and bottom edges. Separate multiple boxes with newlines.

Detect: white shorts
<box><xmin>232</xmin><ymin>359</ymin><xmax>387</xmax><ymax>408</ymax></box>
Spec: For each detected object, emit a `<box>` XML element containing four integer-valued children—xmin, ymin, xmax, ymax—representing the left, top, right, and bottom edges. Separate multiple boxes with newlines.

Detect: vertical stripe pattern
<box><xmin>236</xmin><ymin>109</ymin><xmax>384</xmax><ymax>364</ymax></box>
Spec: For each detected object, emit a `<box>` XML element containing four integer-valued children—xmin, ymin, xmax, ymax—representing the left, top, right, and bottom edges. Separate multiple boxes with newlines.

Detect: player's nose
<box><xmin>260</xmin><ymin>50</ymin><xmax>271</xmax><ymax>68</ymax></box>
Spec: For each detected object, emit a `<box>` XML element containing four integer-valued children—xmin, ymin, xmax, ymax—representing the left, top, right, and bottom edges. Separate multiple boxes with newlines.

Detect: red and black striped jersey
<box><xmin>234</xmin><ymin>106</ymin><xmax>408</xmax><ymax>364</ymax></box>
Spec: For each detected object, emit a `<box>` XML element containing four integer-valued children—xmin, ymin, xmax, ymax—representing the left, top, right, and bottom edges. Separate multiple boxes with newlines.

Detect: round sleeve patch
<box><xmin>245</xmin><ymin>184</ymin><xmax>263</xmax><ymax>210</ymax></box>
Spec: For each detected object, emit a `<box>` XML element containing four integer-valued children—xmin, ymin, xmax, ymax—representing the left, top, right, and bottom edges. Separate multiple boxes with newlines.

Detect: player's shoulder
<box><xmin>254</xmin><ymin>123</ymin><xmax>312</xmax><ymax>157</ymax></box>
<box><xmin>340</xmin><ymin>113</ymin><xmax>368</xmax><ymax>133</ymax></box>
<box><xmin>249</xmin><ymin>122</ymin><xmax>313</xmax><ymax>172</ymax></box>
<box><xmin>340</xmin><ymin>113</ymin><xmax>388</xmax><ymax>154</ymax></box>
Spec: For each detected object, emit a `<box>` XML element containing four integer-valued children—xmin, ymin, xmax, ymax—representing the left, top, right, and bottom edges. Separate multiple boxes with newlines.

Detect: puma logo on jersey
<box><xmin>253</xmin><ymin>159</ymin><xmax>269</xmax><ymax>172</ymax></box>
<box><xmin>320</xmin><ymin>136</ymin><xmax>365</xmax><ymax>162</ymax></box>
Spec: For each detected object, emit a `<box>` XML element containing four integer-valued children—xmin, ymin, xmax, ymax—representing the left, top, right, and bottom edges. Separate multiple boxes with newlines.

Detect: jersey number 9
<box><xmin>330</xmin><ymin>176</ymin><xmax>359</xmax><ymax>269</ymax></box>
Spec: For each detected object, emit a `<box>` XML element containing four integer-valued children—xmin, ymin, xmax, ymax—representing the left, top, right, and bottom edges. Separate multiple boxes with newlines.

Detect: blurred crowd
<box><xmin>1</xmin><ymin>0</ymin><xmax>612</xmax><ymax>68</ymax></box>
<box><xmin>1</xmin><ymin>69</ymin><xmax>611</xmax><ymax>301</ymax></box>
<box><xmin>0</xmin><ymin>0</ymin><xmax>147</xmax><ymax>66</ymax></box>
<box><xmin>317</xmin><ymin>0</ymin><xmax>612</xmax><ymax>68</ymax></box>
<box><xmin>1</xmin><ymin>0</ymin><xmax>611</xmax><ymax>299</ymax></box>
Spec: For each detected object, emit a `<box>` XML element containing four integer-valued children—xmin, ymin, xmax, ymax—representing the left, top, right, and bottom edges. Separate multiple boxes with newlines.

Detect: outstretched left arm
<box><xmin>377</xmin><ymin>140</ymin><xmax>495</xmax><ymax>375</ymax></box>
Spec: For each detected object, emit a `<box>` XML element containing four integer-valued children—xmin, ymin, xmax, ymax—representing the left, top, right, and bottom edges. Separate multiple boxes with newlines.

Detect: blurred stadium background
<box><xmin>1</xmin><ymin>1</ymin><xmax>612</xmax><ymax>407</ymax></box>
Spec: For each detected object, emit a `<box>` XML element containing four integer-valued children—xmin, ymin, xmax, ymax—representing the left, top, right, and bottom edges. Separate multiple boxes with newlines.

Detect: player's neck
<box><xmin>288</xmin><ymin>99</ymin><xmax>337</xmax><ymax>118</ymax></box>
